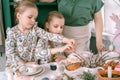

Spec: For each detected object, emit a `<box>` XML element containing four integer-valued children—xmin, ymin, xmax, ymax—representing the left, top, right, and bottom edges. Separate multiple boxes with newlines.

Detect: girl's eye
<box><xmin>60</xmin><ymin>26</ymin><xmax>64</xmax><ymax>29</ymax></box>
<box><xmin>28</xmin><ymin>16</ymin><xmax>36</xmax><ymax>20</ymax></box>
<box><xmin>54</xmin><ymin>26</ymin><xmax>58</xmax><ymax>28</ymax></box>
<box><xmin>28</xmin><ymin>16</ymin><xmax>32</xmax><ymax>19</ymax></box>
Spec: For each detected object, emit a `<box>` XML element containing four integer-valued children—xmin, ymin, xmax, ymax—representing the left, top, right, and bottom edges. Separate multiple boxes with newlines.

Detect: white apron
<box><xmin>63</xmin><ymin>23</ymin><xmax>92</xmax><ymax>53</ymax></box>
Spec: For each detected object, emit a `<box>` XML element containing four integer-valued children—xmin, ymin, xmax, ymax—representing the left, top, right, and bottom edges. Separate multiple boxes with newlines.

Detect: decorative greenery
<box><xmin>75</xmin><ymin>51</ymin><xmax>120</xmax><ymax>68</ymax></box>
<box><xmin>81</xmin><ymin>71</ymin><xmax>96</xmax><ymax>80</ymax></box>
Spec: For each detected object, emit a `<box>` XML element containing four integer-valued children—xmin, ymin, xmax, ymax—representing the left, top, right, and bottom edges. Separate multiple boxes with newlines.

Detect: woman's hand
<box><xmin>96</xmin><ymin>41</ymin><xmax>107</xmax><ymax>52</ymax></box>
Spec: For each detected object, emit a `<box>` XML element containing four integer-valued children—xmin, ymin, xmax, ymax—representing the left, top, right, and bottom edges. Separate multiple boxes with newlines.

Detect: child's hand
<box><xmin>69</xmin><ymin>39</ymin><xmax>76</xmax><ymax>46</ymax></box>
<box><xmin>54</xmin><ymin>55</ymin><xmax>66</xmax><ymax>62</ymax></box>
<box><xmin>62</xmin><ymin>43</ymin><xmax>75</xmax><ymax>53</ymax></box>
<box><xmin>62</xmin><ymin>38</ymin><xmax>76</xmax><ymax>46</ymax></box>
<box><xmin>25</xmin><ymin>62</ymin><xmax>37</xmax><ymax>65</ymax></box>
<box><xmin>62</xmin><ymin>38</ymin><xmax>76</xmax><ymax>51</ymax></box>
<box><xmin>50</xmin><ymin>43</ymin><xmax>76</xmax><ymax>54</ymax></box>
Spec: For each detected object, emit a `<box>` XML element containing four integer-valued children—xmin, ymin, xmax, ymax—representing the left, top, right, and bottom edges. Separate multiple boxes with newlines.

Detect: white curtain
<box><xmin>104</xmin><ymin>0</ymin><xmax>120</xmax><ymax>34</ymax></box>
<box><xmin>91</xmin><ymin>0</ymin><xmax>120</xmax><ymax>42</ymax></box>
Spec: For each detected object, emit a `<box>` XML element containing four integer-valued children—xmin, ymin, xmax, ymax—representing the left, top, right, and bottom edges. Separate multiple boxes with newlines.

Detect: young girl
<box><xmin>5</xmin><ymin>1</ymin><xmax>75</xmax><ymax>80</ymax></box>
<box><xmin>36</xmin><ymin>11</ymin><xmax>69</xmax><ymax>63</ymax></box>
<box><xmin>110</xmin><ymin>13</ymin><xmax>120</xmax><ymax>54</ymax></box>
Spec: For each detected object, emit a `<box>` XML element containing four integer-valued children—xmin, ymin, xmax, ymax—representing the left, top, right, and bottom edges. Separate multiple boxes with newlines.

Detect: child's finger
<box><xmin>65</xmin><ymin>44</ymin><xmax>75</xmax><ymax>52</ymax></box>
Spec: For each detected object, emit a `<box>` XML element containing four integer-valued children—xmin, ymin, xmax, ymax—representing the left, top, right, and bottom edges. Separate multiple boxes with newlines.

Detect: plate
<box><xmin>20</xmin><ymin>65</ymin><xmax>44</xmax><ymax>76</ymax></box>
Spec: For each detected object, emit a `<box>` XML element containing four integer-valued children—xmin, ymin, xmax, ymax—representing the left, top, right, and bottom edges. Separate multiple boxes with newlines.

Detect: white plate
<box><xmin>20</xmin><ymin>65</ymin><xmax>44</xmax><ymax>76</ymax></box>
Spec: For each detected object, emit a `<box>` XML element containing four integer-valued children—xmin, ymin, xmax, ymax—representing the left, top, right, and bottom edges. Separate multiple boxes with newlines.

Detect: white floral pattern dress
<box><xmin>36</xmin><ymin>38</ymin><xmax>66</xmax><ymax>64</ymax></box>
<box><xmin>5</xmin><ymin>23</ymin><xmax>63</xmax><ymax>73</ymax></box>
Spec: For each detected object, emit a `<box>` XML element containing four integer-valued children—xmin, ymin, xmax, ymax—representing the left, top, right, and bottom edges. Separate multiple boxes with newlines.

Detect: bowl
<box><xmin>66</xmin><ymin>62</ymin><xmax>81</xmax><ymax>71</ymax></box>
<box><xmin>98</xmin><ymin>70</ymin><xmax>120</xmax><ymax>80</ymax></box>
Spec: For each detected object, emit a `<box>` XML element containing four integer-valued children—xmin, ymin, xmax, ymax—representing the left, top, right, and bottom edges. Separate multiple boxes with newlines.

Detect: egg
<box><xmin>19</xmin><ymin>66</ymin><xmax>26</xmax><ymax>72</ymax></box>
<box><xmin>26</xmin><ymin>67</ymin><xmax>36</xmax><ymax>73</ymax></box>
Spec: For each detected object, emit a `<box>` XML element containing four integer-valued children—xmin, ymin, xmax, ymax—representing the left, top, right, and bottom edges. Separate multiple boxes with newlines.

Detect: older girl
<box><xmin>5</xmin><ymin>1</ymin><xmax>75</xmax><ymax>80</ymax></box>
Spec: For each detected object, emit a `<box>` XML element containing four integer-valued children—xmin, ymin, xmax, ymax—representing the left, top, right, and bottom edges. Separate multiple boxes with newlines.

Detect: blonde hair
<box><xmin>45</xmin><ymin>11</ymin><xmax>64</xmax><ymax>31</ymax></box>
<box><xmin>14</xmin><ymin>0</ymin><xmax>38</xmax><ymax>23</ymax></box>
<box><xmin>45</xmin><ymin>11</ymin><xmax>64</xmax><ymax>24</ymax></box>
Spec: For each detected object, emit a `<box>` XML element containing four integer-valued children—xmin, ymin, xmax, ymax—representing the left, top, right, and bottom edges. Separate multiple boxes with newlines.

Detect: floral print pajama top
<box><xmin>5</xmin><ymin>23</ymin><xmax>63</xmax><ymax>73</ymax></box>
<box><xmin>36</xmin><ymin>39</ymin><xmax>66</xmax><ymax>64</ymax></box>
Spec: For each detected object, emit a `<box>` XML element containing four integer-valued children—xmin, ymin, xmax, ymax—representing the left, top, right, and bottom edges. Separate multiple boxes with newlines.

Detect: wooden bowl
<box><xmin>98</xmin><ymin>70</ymin><xmax>120</xmax><ymax>80</ymax></box>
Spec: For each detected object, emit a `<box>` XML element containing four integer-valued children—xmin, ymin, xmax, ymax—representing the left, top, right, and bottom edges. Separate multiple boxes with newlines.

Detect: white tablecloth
<box><xmin>34</xmin><ymin>63</ymin><xmax>64</xmax><ymax>80</ymax></box>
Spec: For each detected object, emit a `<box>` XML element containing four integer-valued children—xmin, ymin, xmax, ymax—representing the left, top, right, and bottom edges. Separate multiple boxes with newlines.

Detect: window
<box><xmin>91</xmin><ymin>0</ymin><xmax>120</xmax><ymax>42</ymax></box>
<box><xmin>104</xmin><ymin>0</ymin><xmax>120</xmax><ymax>35</ymax></box>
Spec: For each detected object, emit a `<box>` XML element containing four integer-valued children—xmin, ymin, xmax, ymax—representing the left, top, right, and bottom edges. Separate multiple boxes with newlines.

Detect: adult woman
<box><xmin>57</xmin><ymin>0</ymin><xmax>106</xmax><ymax>53</ymax></box>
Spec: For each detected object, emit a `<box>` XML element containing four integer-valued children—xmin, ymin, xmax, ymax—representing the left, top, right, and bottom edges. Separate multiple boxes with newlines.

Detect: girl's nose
<box><xmin>31</xmin><ymin>18</ymin><xmax>35</xmax><ymax>23</ymax></box>
<box><xmin>32</xmin><ymin>19</ymin><xmax>35</xmax><ymax>23</ymax></box>
<box><xmin>57</xmin><ymin>29</ymin><xmax>62</xmax><ymax>34</ymax></box>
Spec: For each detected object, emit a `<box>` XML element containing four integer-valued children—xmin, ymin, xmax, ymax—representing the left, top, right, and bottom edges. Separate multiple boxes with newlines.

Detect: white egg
<box><xmin>109</xmin><ymin>44</ymin><xmax>114</xmax><ymax>51</ymax></box>
<box><xmin>19</xmin><ymin>66</ymin><xmax>26</xmax><ymax>72</ymax></box>
<box><xmin>27</xmin><ymin>67</ymin><xmax>36</xmax><ymax>73</ymax></box>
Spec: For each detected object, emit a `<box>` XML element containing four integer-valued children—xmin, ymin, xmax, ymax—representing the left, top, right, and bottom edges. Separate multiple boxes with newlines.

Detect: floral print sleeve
<box><xmin>33</xmin><ymin>24</ymin><xmax>64</xmax><ymax>63</ymax></box>
<box><xmin>6</xmin><ymin>28</ymin><xmax>24</xmax><ymax>72</ymax></box>
<box><xmin>35</xmin><ymin>25</ymin><xmax>63</xmax><ymax>43</ymax></box>
<box><xmin>35</xmin><ymin>39</ymin><xmax>51</xmax><ymax>63</ymax></box>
